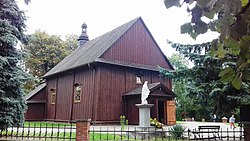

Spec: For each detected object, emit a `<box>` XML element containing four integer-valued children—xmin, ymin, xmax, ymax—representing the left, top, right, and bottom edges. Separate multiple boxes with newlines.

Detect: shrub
<box><xmin>169</xmin><ymin>124</ymin><xmax>186</xmax><ymax>139</ymax></box>
<box><xmin>120</xmin><ymin>115</ymin><xmax>128</xmax><ymax>130</ymax></box>
<box><xmin>150</xmin><ymin>118</ymin><xmax>164</xmax><ymax>128</ymax></box>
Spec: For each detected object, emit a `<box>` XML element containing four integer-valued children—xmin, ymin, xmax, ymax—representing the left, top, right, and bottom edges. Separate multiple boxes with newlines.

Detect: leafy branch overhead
<box><xmin>164</xmin><ymin>0</ymin><xmax>250</xmax><ymax>89</ymax></box>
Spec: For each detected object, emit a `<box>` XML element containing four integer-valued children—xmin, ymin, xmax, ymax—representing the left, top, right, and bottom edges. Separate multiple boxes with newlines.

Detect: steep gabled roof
<box><xmin>123</xmin><ymin>82</ymin><xmax>175</xmax><ymax>98</ymax></box>
<box><xmin>44</xmin><ymin>17</ymin><xmax>140</xmax><ymax>77</ymax></box>
<box><xmin>25</xmin><ymin>83</ymin><xmax>46</xmax><ymax>101</ymax></box>
<box><xmin>44</xmin><ymin>17</ymin><xmax>173</xmax><ymax>78</ymax></box>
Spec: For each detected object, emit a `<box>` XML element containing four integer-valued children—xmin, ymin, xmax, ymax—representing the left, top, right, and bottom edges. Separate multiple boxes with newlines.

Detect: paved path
<box><xmin>170</xmin><ymin>122</ymin><xmax>243</xmax><ymax>140</ymax></box>
<box><xmin>178</xmin><ymin>121</ymin><xmax>241</xmax><ymax>130</ymax></box>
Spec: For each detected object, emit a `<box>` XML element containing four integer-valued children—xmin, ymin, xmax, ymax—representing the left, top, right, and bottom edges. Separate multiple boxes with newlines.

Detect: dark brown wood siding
<box><xmin>97</xmin><ymin>64</ymin><xmax>126</xmax><ymax>121</ymax></box>
<box><xmin>25</xmin><ymin>88</ymin><xmax>46</xmax><ymax>121</ymax></box>
<box><xmin>125</xmin><ymin>97</ymin><xmax>156</xmax><ymax>125</ymax></box>
<box><xmin>72</xmin><ymin>69</ymin><xmax>94</xmax><ymax>120</ymax></box>
<box><xmin>96</xmin><ymin>64</ymin><xmax>171</xmax><ymax>122</ymax></box>
<box><xmin>25</xmin><ymin>103</ymin><xmax>45</xmax><ymax>121</ymax></box>
<box><xmin>125</xmin><ymin>96</ymin><xmax>140</xmax><ymax>124</ymax></box>
<box><xmin>100</xmin><ymin>19</ymin><xmax>171</xmax><ymax>69</ymax></box>
<box><xmin>45</xmin><ymin>64</ymin><xmax>172</xmax><ymax>123</ymax></box>
<box><xmin>55</xmin><ymin>73</ymin><xmax>74</xmax><ymax>121</ymax></box>
<box><xmin>28</xmin><ymin>88</ymin><xmax>45</xmax><ymax>101</ymax></box>
<box><xmin>46</xmin><ymin>78</ymin><xmax>57</xmax><ymax>120</ymax></box>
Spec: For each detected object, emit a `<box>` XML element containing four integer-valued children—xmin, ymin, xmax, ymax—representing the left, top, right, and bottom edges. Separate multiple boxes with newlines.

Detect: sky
<box><xmin>18</xmin><ymin>0</ymin><xmax>219</xmax><ymax>57</ymax></box>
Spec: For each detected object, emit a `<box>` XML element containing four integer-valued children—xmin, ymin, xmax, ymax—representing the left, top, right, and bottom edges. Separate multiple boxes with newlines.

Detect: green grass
<box><xmin>0</xmin><ymin>130</ymin><xmax>76</xmax><ymax>140</ymax></box>
<box><xmin>1</xmin><ymin>129</ymin><xmax>188</xmax><ymax>141</ymax></box>
<box><xmin>176</xmin><ymin>121</ymin><xmax>186</xmax><ymax>124</ymax></box>
<box><xmin>89</xmin><ymin>133</ymin><xmax>188</xmax><ymax>141</ymax></box>
<box><xmin>23</xmin><ymin>121</ymin><xmax>75</xmax><ymax>128</ymax></box>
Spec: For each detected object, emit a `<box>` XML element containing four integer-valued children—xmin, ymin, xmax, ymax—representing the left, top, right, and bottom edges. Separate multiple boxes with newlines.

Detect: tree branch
<box><xmin>236</xmin><ymin>1</ymin><xmax>250</xmax><ymax>20</ymax></box>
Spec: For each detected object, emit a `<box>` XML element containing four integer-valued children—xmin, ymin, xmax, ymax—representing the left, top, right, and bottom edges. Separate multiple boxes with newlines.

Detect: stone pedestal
<box><xmin>136</xmin><ymin>104</ymin><xmax>154</xmax><ymax>127</ymax></box>
<box><xmin>135</xmin><ymin>104</ymin><xmax>155</xmax><ymax>140</ymax></box>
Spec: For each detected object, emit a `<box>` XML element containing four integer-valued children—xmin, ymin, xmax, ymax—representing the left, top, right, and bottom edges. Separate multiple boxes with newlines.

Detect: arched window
<box><xmin>136</xmin><ymin>76</ymin><xmax>142</xmax><ymax>84</ymax></box>
<box><xmin>50</xmin><ymin>88</ymin><xmax>56</xmax><ymax>104</ymax></box>
<box><xmin>74</xmin><ymin>83</ymin><xmax>82</xmax><ymax>102</ymax></box>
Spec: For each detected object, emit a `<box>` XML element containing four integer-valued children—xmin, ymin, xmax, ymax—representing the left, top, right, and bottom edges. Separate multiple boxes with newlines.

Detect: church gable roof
<box><xmin>44</xmin><ymin>17</ymin><xmax>173</xmax><ymax>78</ymax></box>
<box><xmin>100</xmin><ymin>18</ymin><xmax>173</xmax><ymax>70</ymax></box>
<box><xmin>44</xmin><ymin>17</ymin><xmax>139</xmax><ymax>77</ymax></box>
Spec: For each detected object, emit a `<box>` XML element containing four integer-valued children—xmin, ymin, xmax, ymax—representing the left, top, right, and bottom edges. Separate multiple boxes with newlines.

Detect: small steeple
<box><xmin>78</xmin><ymin>22</ymin><xmax>89</xmax><ymax>47</ymax></box>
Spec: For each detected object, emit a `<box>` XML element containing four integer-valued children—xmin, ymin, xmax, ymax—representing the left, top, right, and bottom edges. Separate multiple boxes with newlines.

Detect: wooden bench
<box><xmin>192</xmin><ymin>125</ymin><xmax>220</xmax><ymax>140</ymax></box>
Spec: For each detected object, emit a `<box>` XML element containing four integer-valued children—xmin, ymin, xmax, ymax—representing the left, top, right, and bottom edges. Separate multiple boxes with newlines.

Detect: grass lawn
<box><xmin>1</xmin><ymin>130</ymin><xmax>188</xmax><ymax>141</ymax></box>
<box><xmin>23</xmin><ymin>121</ymin><xmax>75</xmax><ymax>128</ymax></box>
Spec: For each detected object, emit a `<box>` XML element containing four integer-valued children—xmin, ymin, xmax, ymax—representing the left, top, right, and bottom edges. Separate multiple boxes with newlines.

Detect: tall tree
<box><xmin>161</xmin><ymin>42</ymin><xmax>250</xmax><ymax>120</ymax></box>
<box><xmin>167</xmin><ymin>54</ymin><xmax>194</xmax><ymax>120</ymax></box>
<box><xmin>0</xmin><ymin>0</ymin><xmax>29</xmax><ymax>129</ymax></box>
<box><xmin>164</xmin><ymin>0</ymin><xmax>250</xmax><ymax>89</ymax></box>
<box><xmin>21</xmin><ymin>31</ymin><xmax>78</xmax><ymax>93</ymax></box>
<box><xmin>22</xmin><ymin>30</ymin><xmax>78</xmax><ymax>79</ymax></box>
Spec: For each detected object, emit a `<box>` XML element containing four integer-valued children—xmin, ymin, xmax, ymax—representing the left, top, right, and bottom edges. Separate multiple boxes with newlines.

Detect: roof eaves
<box><xmin>43</xmin><ymin>61</ymin><xmax>97</xmax><ymax>78</ymax></box>
<box><xmin>96</xmin><ymin>58</ymin><xmax>170</xmax><ymax>72</ymax></box>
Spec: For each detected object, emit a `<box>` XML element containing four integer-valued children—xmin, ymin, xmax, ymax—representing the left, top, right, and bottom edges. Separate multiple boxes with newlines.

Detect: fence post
<box><xmin>244</xmin><ymin>126</ymin><xmax>250</xmax><ymax>141</ymax></box>
<box><xmin>76</xmin><ymin>119</ymin><xmax>91</xmax><ymax>141</ymax></box>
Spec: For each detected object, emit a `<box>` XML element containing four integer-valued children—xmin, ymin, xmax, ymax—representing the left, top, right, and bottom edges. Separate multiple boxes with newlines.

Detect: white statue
<box><xmin>141</xmin><ymin>81</ymin><xmax>150</xmax><ymax>104</ymax></box>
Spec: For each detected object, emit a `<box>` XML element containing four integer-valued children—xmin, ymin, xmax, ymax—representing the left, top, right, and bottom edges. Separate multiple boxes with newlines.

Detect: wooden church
<box><xmin>25</xmin><ymin>17</ymin><xmax>176</xmax><ymax>125</ymax></box>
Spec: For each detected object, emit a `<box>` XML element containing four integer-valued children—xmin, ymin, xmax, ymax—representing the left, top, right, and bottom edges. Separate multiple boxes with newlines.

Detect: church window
<box><xmin>136</xmin><ymin>76</ymin><xmax>142</xmax><ymax>84</ymax></box>
<box><xmin>74</xmin><ymin>83</ymin><xmax>82</xmax><ymax>102</ymax></box>
<box><xmin>50</xmin><ymin>88</ymin><xmax>56</xmax><ymax>104</ymax></box>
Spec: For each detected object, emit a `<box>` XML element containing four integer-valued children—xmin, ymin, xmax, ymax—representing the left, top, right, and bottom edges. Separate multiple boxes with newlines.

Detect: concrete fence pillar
<box><xmin>76</xmin><ymin>119</ymin><xmax>91</xmax><ymax>141</ymax></box>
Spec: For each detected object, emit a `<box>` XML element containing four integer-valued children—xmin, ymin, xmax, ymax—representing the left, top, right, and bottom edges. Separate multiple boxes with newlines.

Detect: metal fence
<box><xmin>89</xmin><ymin>126</ymin><xmax>245</xmax><ymax>141</ymax></box>
<box><xmin>0</xmin><ymin>122</ymin><xmax>76</xmax><ymax>140</ymax></box>
<box><xmin>0</xmin><ymin>124</ymin><xmax>245</xmax><ymax>141</ymax></box>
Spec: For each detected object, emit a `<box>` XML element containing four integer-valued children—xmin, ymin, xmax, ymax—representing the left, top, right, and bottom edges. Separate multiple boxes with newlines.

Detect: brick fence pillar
<box><xmin>76</xmin><ymin>119</ymin><xmax>91</xmax><ymax>141</ymax></box>
<box><xmin>245</xmin><ymin>127</ymin><xmax>250</xmax><ymax>141</ymax></box>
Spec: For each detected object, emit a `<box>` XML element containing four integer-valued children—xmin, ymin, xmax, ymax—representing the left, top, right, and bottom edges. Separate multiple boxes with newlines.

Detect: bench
<box><xmin>192</xmin><ymin>125</ymin><xmax>220</xmax><ymax>140</ymax></box>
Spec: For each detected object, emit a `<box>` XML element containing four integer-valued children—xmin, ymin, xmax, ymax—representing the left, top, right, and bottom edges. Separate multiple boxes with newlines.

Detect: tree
<box><xmin>164</xmin><ymin>0</ymin><xmax>250</xmax><ymax>89</ymax></box>
<box><xmin>167</xmin><ymin>54</ymin><xmax>194</xmax><ymax>120</ymax></box>
<box><xmin>0</xmin><ymin>0</ymin><xmax>30</xmax><ymax>129</ymax></box>
<box><xmin>161</xmin><ymin>42</ymin><xmax>250</xmax><ymax>120</ymax></box>
<box><xmin>64</xmin><ymin>34</ymin><xmax>79</xmax><ymax>53</ymax></box>
<box><xmin>22</xmin><ymin>30</ymin><xmax>78</xmax><ymax>79</ymax></box>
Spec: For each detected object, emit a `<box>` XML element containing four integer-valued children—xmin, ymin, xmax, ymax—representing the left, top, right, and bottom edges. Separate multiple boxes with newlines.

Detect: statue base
<box><xmin>133</xmin><ymin>104</ymin><xmax>155</xmax><ymax>140</ymax></box>
<box><xmin>136</xmin><ymin>104</ymin><xmax>154</xmax><ymax>127</ymax></box>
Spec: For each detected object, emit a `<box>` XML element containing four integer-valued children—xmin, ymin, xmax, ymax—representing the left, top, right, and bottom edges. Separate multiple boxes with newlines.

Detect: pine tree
<box><xmin>161</xmin><ymin>41</ymin><xmax>250</xmax><ymax>120</ymax></box>
<box><xmin>0</xmin><ymin>0</ymin><xmax>28</xmax><ymax>129</ymax></box>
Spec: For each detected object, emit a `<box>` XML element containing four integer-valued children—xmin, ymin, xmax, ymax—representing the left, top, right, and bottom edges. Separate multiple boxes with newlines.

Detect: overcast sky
<box><xmin>18</xmin><ymin>0</ymin><xmax>218</xmax><ymax>57</ymax></box>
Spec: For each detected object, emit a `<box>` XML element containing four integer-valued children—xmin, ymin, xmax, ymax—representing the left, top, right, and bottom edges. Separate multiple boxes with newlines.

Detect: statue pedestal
<box><xmin>135</xmin><ymin>104</ymin><xmax>155</xmax><ymax>140</ymax></box>
<box><xmin>136</xmin><ymin>104</ymin><xmax>154</xmax><ymax>127</ymax></box>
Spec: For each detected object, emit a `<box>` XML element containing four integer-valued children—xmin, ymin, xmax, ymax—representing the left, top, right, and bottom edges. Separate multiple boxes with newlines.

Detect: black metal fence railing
<box><xmin>89</xmin><ymin>126</ymin><xmax>244</xmax><ymax>141</ymax></box>
<box><xmin>0</xmin><ymin>124</ymin><xmax>245</xmax><ymax>141</ymax></box>
<box><xmin>0</xmin><ymin>122</ymin><xmax>76</xmax><ymax>140</ymax></box>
